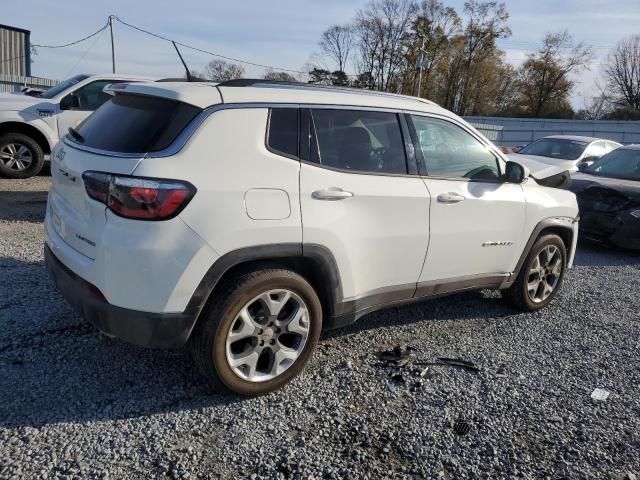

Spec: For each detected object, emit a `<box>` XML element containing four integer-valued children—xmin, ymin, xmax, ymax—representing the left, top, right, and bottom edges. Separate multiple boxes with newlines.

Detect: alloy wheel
<box><xmin>225</xmin><ymin>289</ymin><xmax>310</xmax><ymax>382</ymax></box>
<box><xmin>527</xmin><ymin>245</ymin><xmax>562</xmax><ymax>303</ymax></box>
<box><xmin>0</xmin><ymin>143</ymin><xmax>33</xmax><ymax>171</ymax></box>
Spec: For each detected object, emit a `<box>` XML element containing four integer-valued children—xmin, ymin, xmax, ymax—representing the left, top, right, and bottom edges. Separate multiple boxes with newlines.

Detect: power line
<box><xmin>112</xmin><ymin>15</ymin><xmax>313</xmax><ymax>75</ymax></box>
<box><xmin>31</xmin><ymin>23</ymin><xmax>109</xmax><ymax>49</ymax></box>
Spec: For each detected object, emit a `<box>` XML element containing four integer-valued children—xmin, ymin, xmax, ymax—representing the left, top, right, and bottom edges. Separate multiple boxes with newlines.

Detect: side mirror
<box><xmin>504</xmin><ymin>160</ymin><xmax>529</xmax><ymax>183</ymax></box>
<box><xmin>60</xmin><ymin>93</ymin><xmax>80</xmax><ymax>110</ymax></box>
<box><xmin>579</xmin><ymin>156</ymin><xmax>598</xmax><ymax>169</ymax></box>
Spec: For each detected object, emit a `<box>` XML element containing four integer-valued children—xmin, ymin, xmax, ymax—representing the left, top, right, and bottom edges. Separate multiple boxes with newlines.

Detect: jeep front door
<box><xmin>408</xmin><ymin>114</ymin><xmax>526</xmax><ymax>286</ymax></box>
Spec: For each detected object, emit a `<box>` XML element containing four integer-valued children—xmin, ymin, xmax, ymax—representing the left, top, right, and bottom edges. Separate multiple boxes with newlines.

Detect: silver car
<box><xmin>510</xmin><ymin>135</ymin><xmax>622</xmax><ymax>173</ymax></box>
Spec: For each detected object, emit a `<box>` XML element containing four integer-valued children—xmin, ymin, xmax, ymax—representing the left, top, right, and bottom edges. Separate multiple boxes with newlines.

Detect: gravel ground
<box><xmin>1</xmin><ymin>174</ymin><xmax>639</xmax><ymax>480</ymax></box>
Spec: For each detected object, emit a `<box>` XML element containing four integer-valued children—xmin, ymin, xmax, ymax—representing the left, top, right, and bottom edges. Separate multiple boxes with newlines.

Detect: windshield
<box><xmin>39</xmin><ymin>74</ymin><xmax>89</xmax><ymax>99</ymax></box>
<box><xmin>517</xmin><ymin>138</ymin><xmax>588</xmax><ymax>161</ymax></box>
<box><xmin>584</xmin><ymin>148</ymin><xmax>640</xmax><ymax>181</ymax></box>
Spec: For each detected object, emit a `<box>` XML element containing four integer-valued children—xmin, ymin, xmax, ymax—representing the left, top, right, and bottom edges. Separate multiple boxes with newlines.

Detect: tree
<box><xmin>353</xmin><ymin>0</ymin><xmax>416</xmax><ymax>91</ymax></box>
<box><xmin>204</xmin><ymin>59</ymin><xmax>245</xmax><ymax>82</ymax></box>
<box><xmin>263</xmin><ymin>69</ymin><xmax>298</xmax><ymax>82</ymax></box>
<box><xmin>403</xmin><ymin>0</ymin><xmax>461</xmax><ymax>98</ymax></box>
<box><xmin>331</xmin><ymin>70</ymin><xmax>350</xmax><ymax>86</ymax></box>
<box><xmin>603</xmin><ymin>34</ymin><xmax>640</xmax><ymax>111</ymax></box>
<box><xmin>517</xmin><ymin>31</ymin><xmax>592</xmax><ymax>117</ymax></box>
<box><xmin>443</xmin><ymin>1</ymin><xmax>511</xmax><ymax>114</ymax></box>
<box><xmin>320</xmin><ymin>25</ymin><xmax>354</xmax><ymax>73</ymax></box>
<box><xmin>308</xmin><ymin>68</ymin><xmax>333</xmax><ymax>84</ymax></box>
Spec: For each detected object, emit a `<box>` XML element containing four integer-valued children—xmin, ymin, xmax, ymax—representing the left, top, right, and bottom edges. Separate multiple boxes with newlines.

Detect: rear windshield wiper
<box><xmin>68</xmin><ymin>127</ymin><xmax>85</xmax><ymax>144</ymax></box>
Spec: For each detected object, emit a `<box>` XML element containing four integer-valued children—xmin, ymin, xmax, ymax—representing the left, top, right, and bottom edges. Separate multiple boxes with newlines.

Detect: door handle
<box><xmin>311</xmin><ymin>188</ymin><xmax>354</xmax><ymax>201</ymax></box>
<box><xmin>437</xmin><ymin>192</ymin><xmax>465</xmax><ymax>204</ymax></box>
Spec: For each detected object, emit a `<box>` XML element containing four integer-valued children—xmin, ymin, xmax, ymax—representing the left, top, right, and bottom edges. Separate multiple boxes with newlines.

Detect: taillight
<box><xmin>82</xmin><ymin>172</ymin><xmax>195</xmax><ymax>220</ymax></box>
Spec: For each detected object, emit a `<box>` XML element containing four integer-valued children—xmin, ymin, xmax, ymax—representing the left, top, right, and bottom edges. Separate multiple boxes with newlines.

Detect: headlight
<box><xmin>631</xmin><ymin>210</ymin><xmax>640</xmax><ymax>219</ymax></box>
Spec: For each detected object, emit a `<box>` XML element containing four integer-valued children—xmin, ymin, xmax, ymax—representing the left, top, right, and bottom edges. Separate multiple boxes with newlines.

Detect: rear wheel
<box><xmin>191</xmin><ymin>268</ymin><xmax>322</xmax><ymax>395</ymax></box>
<box><xmin>502</xmin><ymin>234</ymin><xmax>567</xmax><ymax>311</ymax></box>
<box><xmin>0</xmin><ymin>133</ymin><xmax>45</xmax><ymax>179</ymax></box>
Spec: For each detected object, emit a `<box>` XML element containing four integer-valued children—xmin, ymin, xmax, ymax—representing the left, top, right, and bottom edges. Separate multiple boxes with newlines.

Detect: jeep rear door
<box><xmin>407</xmin><ymin>114</ymin><xmax>526</xmax><ymax>286</ymax></box>
<box><xmin>299</xmin><ymin>107</ymin><xmax>430</xmax><ymax>308</ymax></box>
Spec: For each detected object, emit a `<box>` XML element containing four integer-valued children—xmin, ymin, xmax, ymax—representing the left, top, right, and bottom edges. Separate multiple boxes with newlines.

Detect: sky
<box><xmin>3</xmin><ymin>0</ymin><xmax>640</xmax><ymax>109</ymax></box>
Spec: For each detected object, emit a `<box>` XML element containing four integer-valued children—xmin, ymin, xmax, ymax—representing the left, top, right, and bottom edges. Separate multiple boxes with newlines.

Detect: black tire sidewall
<box><xmin>0</xmin><ymin>133</ymin><xmax>45</xmax><ymax>179</ymax></box>
<box><xmin>206</xmin><ymin>270</ymin><xmax>322</xmax><ymax>395</ymax></box>
<box><xmin>520</xmin><ymin>235</ymin><xmax>567</xmax><ymax>310</ymax></box>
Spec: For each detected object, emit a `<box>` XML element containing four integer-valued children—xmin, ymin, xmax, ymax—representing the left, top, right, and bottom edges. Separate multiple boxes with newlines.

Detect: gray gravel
<box><xmin>1</xmin><ymin>175</ymin><xmax>639</xmax><ymax>479</ymax></box>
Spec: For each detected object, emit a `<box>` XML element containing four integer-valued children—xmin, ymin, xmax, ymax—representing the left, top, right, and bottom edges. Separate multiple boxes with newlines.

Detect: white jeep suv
<box><xmin>0</xmin><ymin>73</ymin><xmax>151</xmax><ymax>178</ymax></box>
<box><xmin>45</xmin><ymin>80</ymin><xmax>579</xmax><ymax>395</ymax></box>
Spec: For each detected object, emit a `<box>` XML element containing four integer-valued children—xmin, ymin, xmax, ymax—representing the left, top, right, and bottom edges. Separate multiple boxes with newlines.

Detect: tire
<box><xmin>502</xmin><ymin>234</ymin><xmax>567</xmax><ymax>311</ymax></box>
<box><xmin>191</xmin><ymin>268</ymin><xmax>323</xmax><ymax>395</ymax></box>
<box><xmin>0</xmin><ymin>133</ymin><xmax>45</xmax><ymax>179</ymax></box>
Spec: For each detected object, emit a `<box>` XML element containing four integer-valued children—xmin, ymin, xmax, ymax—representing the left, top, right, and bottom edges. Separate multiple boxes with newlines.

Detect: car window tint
<box><xmin>410</xmin><ymin>115</ymin><xmax>500</xmax><ymax>181</ymax></box>
<box><xmin>310</xmin><ymin>109</ymin><xmax>407</xmax><ymax>174</ymax></box>
<box><xmin>267</xmin><ymin>108</ymin><xmax>298</xmax><ymax>158</ymax></box>
<box><xmin>73</xmin><ymin>93</ymin><xmax>202</xmax><ymax>153</ymax></box>
<box><xmin>72</xmin><ymin>80</ymin><xmax>119</xmax><ymax>111</ymax></box>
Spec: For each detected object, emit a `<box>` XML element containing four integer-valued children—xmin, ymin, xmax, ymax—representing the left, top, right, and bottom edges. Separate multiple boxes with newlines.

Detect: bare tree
<box><xmin>320</xmin><ymin>25</ymin><xmax>354</xmax><ymax>73</ymax></box>
<box><xmin>353</xmin><ymin>0</ymin><xmax>416</xmax><ymax>91</ymax></box>
<box><xmin>517</xmin><ymin>31</ymin><xmax>593</xmax><ymax>117</ymax></box>
<box><xmin>575</xmin><ymin>92</ymin><xmax>610</xmax><ymax>120</ymax></box>
<box><xmin>603</xmin><ymin>34</ymin><xmax>640</xmax><ymax>110</ymax></box>
<box><xmin>204</xmin><ymin>59</ymin><xmax>245</xmax><ymax>82</ymax></box>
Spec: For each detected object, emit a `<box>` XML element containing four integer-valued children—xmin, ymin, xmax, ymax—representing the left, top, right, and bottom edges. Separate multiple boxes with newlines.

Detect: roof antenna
<box><xmin>172</xmin><ymin>41</ymin><xmax>192</xmax><ymax>81</ymax></box>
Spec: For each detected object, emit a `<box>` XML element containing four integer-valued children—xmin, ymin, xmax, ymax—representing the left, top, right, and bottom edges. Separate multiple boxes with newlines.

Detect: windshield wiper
<box><xmin>68</xmin><ymin>127</ymin><xmax>85</xmax><ymax>144</ymax></box>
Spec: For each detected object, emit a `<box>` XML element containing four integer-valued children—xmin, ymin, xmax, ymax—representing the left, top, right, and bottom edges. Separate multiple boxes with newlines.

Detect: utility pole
<box><xmin>416</xmin><ymin>33</ymin><xmax>425</xmax><ymax>98</ymax></box>
<box><xmin>108</xmin><ymin>15</ymin><xmax>116</xmax><ymax>73</ymax></box>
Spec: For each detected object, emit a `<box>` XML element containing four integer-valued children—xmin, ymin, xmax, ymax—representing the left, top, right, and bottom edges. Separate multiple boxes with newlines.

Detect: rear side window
<box><xmin>73</xmin><ymin>94</ymin><xmax>202</xmax><ymax>153</ymax></box>
<box><xmin>309</xmin><ymin>109</ymin><xmax>407</xmax><ymax>174</ymax></box>
<box><xmin>267</xmin><ymin>108</ymin><xmax>298</xmax><ymax>158</ymax></box>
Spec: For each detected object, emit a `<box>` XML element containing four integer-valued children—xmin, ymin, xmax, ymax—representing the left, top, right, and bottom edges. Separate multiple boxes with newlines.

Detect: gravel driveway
<box><xmin>1</xmin><ymin>176</ymin><xmax>639</xmax><ymax>479</ymax></box>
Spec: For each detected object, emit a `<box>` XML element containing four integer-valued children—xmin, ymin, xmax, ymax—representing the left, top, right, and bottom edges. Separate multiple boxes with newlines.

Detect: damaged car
<box><xmin>570</xmin><ymin>145</ymin><xmax>640</xmax><ymax>251</ymax></box>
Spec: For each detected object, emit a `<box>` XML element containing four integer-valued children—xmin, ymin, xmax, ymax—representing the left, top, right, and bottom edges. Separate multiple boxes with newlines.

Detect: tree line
<box><xmin>196</xmin><ymin>0</ymin><xmax>640</xmax><ymax>120</ymax></box>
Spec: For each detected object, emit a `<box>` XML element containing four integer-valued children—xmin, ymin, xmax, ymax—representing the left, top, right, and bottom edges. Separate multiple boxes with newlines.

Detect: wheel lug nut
<box><xmin>270</xmin><ymin>339</ymin><xmax>276</xmax><ymax>345</ymax></box>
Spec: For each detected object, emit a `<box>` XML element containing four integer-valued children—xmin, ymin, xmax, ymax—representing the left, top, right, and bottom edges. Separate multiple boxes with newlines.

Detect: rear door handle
<box><xmin>437</xmin><ymin>192</ymin><xmax>465</xmax><ymax>204</ymax></box>
<box><xmin>312</xmin><ymin>188</ymin><xmax>354</xmax><ymax>201</ymax></box>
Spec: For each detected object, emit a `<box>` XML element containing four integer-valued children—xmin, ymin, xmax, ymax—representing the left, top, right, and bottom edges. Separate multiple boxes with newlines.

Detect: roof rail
<box><xmin>216</xmin><ymin>78</ymin><xmax>439</xmax><ymax>105</ymax></box>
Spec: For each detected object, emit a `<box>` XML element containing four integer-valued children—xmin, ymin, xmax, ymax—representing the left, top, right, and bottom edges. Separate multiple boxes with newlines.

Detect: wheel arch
<box><xmin>183</xmin><ymin>243</ymin><xmax>343</xmax><ymax>341</ymax></box>
<box><xmin>503</xmin><ymin>218</ymin><xmax>576</xmax><ymax>288</ymax></box>
<box><xmin>0</xmin><ymin>121</ymin><xmax>53</xmax><ymax>154</ymax></box>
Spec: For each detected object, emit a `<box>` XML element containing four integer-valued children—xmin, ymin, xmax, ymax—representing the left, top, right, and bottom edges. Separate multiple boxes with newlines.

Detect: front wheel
<box><xmin>502</xmin><ymin>234</ymin><xmax>567</xmax><ymax>311</ymax></box>
<box><xmin>191</xmin><ymin>268</ymin><xmax>322</xmax><ymax>395</ymax></box>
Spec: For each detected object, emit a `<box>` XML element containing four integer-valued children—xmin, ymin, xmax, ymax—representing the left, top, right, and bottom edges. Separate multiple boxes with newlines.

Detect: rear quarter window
<box><xmin>266</xmin><ymin>108</ymin><xmax>299</xmax><ymax>158</ymax></box>
<box><xmin>72</xmin><ymin>94</ymin><xmax>202</xmax><ymax>153</ymax></box>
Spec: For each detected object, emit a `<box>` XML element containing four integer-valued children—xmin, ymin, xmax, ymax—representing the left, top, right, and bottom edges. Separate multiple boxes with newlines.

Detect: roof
<box><xmin>81</xmin><ymin>73</ymin><xmax>156</xmax><ymax>82</ymax></box>
<box><xmin>0</xmin><ymin>24</ymin><xmax>30</xmax><ymax>35</ymax></box>
<box><xmin>116</xmin><ymin>79</ymin><xmax>446</xmax><ymax>114</ymax></box>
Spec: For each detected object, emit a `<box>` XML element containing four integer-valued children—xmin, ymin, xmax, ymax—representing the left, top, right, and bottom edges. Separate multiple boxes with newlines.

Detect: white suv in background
<box><xmin>45</xmin><ymin>80</ymin><xmax>579</xmax><ymax>395</ymax></box>
<box><xmin>0</xmin><ymin>73</ymin><xmax>151</xmax><ymax>178</ymax></box>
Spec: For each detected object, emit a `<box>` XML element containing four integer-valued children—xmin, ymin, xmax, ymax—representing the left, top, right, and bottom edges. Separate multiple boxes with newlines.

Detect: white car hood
<box><xmin>0</xmin><ymin>92</ymin><xmax>44</xmax><ymax>111</ymax></box>
<box><xmin>507</xmin><ymin>153</ymin><xmax>574</xmax><ymax>179</ymax></box>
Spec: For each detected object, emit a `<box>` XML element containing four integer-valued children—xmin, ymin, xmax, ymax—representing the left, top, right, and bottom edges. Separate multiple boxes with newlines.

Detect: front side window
<box><xmin>70</xmin><ymin>80</ymin><xmax>120</xmax><ymax>111</ymax></box>
<box><xmin>584</xmin><ymin>148</ymin><xmax>640</xmax><ymax>181</ymax></box>
<box><xmin>309</xmin><ymin>109</ymin><xmax>407</xmax><ymax>174</ymax></box>
<box><xmin>410</xmin><ymin>115</ymin><xmax>500</xmax><ymax>181</ymax></box>
<box><xmin>583</xmin><ymin>141</ymin><xmax>607</xmax><ymax>159</ymax></box>
<box><xmin>267</xmin><ymin>108</ymin><xmax>298</xmax><ymax>158</ymax></box>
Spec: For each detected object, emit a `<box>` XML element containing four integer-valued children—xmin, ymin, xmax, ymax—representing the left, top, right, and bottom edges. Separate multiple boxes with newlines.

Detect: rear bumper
<box><xmin>45</xmin><ymin>245</ymin><xmax>196</xmax><ymax>348</ymax></box>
